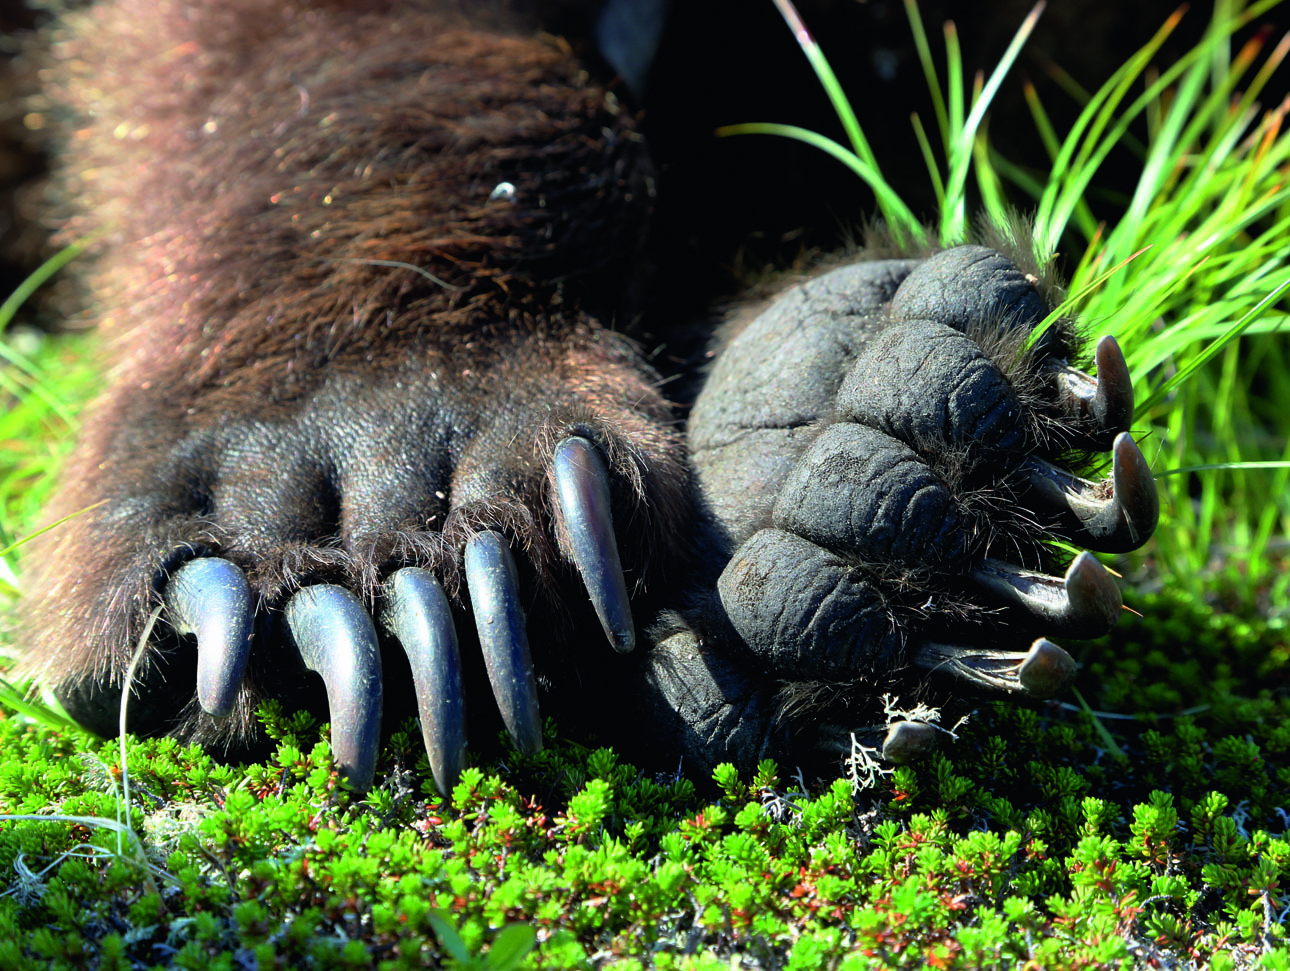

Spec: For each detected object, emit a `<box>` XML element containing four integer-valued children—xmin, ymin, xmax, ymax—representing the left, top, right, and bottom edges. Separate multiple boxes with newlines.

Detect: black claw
<box><xmin>1023</xmin><ymin>432</ymin><xmax>1160</xmax><ymax>553</ymax></box>
<box><xmin>882</xmin><ymin>721</ymin><xmax>939</xmax><ymax>763</ymax></box>
<box><xmin>464</xmin><ymin>531</ymin><xmax>543</xmax><ymax>755</ymax></box>
<box><xmin>553</xmin><ymin>436</ymin><xmax>635</xmax><ymax>654</ymax></box>
<box><xmin>1016</xmin><ymin>638</ymin><xmax>1078</xmax><ymax>698</ymax></box>
<box><xmin>380</xmin><ymin>568</ymin><xmax>468</xmax><ymax>797</ymax></box>
<box><xmin>1091</xmin><ymin>335</ymin><xmax>1135</xmax><ymax>435</ymax></box>
<box><xmin>912</xmin><ymin>637</ymin><xmax>1076</xmax><ymax>699</ymax></box>
<box><xmin>1054</xmin><ymin>335</ymin><xmax>1134</xmax><ymax>444</ymax></box>
<box><xmin>971</xmin><ymin>552</ymin><xmax>1122</xmax><ymax>639</ymax></box>
<box><xmin>284</xmin><ymin>585</ymin><xmax>383</xmax><ymax>791</ymax></box>
<box><xmin>815</xmin><ymin>720</ymin><xmax>939</xmax><ymax>763</ymax></box>
<box><xmin>162</xmin><ymin>557</ymin><xmax>254</xmax><ymax>718</ymax></box>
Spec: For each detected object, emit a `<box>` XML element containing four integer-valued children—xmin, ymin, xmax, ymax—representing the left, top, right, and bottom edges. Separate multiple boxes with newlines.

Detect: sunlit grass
<box><xmin>723</xmin><ymin>0</ymin><xmax>1290</xmax><ymax>612</ymax></box>
<box><xmin>0</xmin><ymin>243</ymin><xmax>100</xmax><ymax>604</ymax></box>
<box><xmin>1030</xmin><ymin>0</ymin><xmax>1290</xmax><ymax>608</ymax></box>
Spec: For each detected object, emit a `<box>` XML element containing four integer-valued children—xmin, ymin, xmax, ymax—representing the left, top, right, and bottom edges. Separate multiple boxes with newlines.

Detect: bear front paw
<box><xmin>31</xmin><ymin>338</ymin><xmax>689</xmax><ymax>795</ymax></box>
<box><xmin>637</xmin><ymin>244</ymin><xmax>1158</xmax><ymax>773</ymax></box>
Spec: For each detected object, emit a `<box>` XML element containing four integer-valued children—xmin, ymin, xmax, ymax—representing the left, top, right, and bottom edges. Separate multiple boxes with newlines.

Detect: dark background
<box><xmin>641</xmin><ymin>0</ymin><xmax>1289</xmax><ymax>295</ymax></box>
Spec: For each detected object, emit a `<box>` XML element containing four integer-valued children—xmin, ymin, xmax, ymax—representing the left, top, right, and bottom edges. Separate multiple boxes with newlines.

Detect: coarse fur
<box><xmin>23</xmin><ymin>0</ymin><xmax>695</xmax><ymax>747</ymax></box>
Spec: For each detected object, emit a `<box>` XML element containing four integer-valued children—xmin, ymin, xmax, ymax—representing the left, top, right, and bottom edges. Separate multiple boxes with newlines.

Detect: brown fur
<box><xmin>21</xmin><ymin>0</ymin><xmax>694</xmax><ymax>745</ymax></box>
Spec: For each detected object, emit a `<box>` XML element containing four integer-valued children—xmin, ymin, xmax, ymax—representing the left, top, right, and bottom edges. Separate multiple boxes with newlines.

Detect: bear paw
<box><xmin>633</xmin><ymin>244</ymin><xmax>1158</xmax><ymax>774</ymax></box>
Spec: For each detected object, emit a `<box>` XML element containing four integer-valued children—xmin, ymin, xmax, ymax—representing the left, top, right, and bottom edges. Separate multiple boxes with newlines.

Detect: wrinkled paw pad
<box><xmin>714</xmin><ymin>245</ymin><xmax>1158</xmax><ymax>714</ymax></box>
<box><xmin>138</xmin><ymin>435</ymin><xmax>636</xmax><ymax>794</ymax></box>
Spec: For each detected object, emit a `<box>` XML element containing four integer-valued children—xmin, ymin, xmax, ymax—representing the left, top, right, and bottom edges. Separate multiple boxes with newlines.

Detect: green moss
<box><xmin>2</xmin><ymin>592</ymin><xmax>1288</xmax><ymax>969</ymax></box>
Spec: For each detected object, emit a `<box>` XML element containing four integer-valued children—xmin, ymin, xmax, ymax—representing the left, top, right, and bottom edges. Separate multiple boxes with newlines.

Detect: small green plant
<box><xmin>426</xmin><ymin>909</ymin><xmax>536</xmax><ymax>971</ymax></box>
<box><xmin>1</xmin><ymin>692</ymin><xmax>1282</xmax><ymax>968</ymax></box>
<box><xmin>1</xmin><ymin>582</ymin><xmax>1288</xmax><ymax>967</ymax></box>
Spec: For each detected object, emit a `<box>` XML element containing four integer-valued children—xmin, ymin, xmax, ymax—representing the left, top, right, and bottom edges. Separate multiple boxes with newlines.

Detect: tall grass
<box><xmin>723</xmin><ymin>0</ymin><xmax>1290</xmax><ymax>612</ymax></box>
<box><xmin>0</xmin><ymin>244</ymin><xmax>99</xmax><ymax>603</ymax></box>
<box><xmin>1029</xmin><ymin>0</ymin><xmax>1290</xmax><ymax>609</ymax></box>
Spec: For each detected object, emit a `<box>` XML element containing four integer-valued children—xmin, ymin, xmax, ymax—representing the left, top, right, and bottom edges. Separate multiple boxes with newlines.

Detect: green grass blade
<box><xmin>716</xmin><ymin>123</ymin><xmax>926</xmax><ymax>243</ymax></box>
<box><xmin>0</xmin><ymin>240</ymin><xmax>86</xmax><ymax>334</ymax></box>
<box><xmin>1136</xmin><ymin>275</ymin><xmax>1290</xmax><ymax>414</ymax></box>
<box><xmin>771</xmin><ymin>0</ymin><xmax>879</xmax><ymax>172</ymax></box>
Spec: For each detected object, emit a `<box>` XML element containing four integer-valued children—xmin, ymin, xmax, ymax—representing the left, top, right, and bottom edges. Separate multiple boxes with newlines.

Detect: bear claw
<box><xmin>284</xmin><ymin>584</ymin><xmax>384</xmax><ymax>791</ymax></box>
<box><xmin>162</xmin><ymin>557</ymin><xmax>254</xmax><ymax>719</ymax></box>
<box><xmin>971</xmin><ymin>552</ymin><xmax>1122</xmax><ymax>639</ymax></box>
<box><xmin>464</xmin><ymin>530</ymin><xmax>544</xmax><ymax>757</ymax></box>
<box><xmin>145</xmin><ymin>438</ymin><xmax>637</xmax><ymax>794</ymax></box>
<box><xmin>881</xmin><ymin>721</ymin><xmax>941</xmax><ymax>763</ymax></box>
<box><xmin>553</xmin><ymin>436</ymin><xmax>636</xmax><ymax>655</ymax></box>
<box><xmin>912</xmin><ymin>637</ymin><xmax>1077</xmax><ymax>699</ymax></box>
<box><xmin>1053</xmin><ymin>335</ymin><xmax>1135</xmax><ymax>444</ymax></box>
<box><xmin>1023</xmin><ymin>432</ymin><xmax>1160</xmax><ymax>552</ymax></box>
<box><xmin>381</xmin><ymin>567</ymin><xmax>468</xmax><ymax>797</ymax></box>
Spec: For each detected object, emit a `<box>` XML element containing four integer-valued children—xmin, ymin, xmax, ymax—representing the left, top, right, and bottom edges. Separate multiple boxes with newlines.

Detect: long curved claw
<box><xmin>971</xmin><ymin>552</ymin><xmax>1121</xmax><ymax>639</ymax></box>
<box><xmin>464</xmin><ymin>531</ymin><xmax>543</xmax><ymax>755</ymax></box>
<box><xmin>284</xmin><ymin>585</ymin><xmax>384</xmax><ymax>791</ymax></box>
<box><xmin>381</xmin><ymin>568</ymin><xmax>468</xmax><ymax>797</ymax></box>
<box><xmin>912</xmin><ymin>637</ymin><xmax>1076</xmax><ymax>699</ymax></box>
<box><xmin>1023</xmin><ymin>432</ymin><xmax>1159</xmax><ymax>553</ymax></box>
<box><xmin>1054</xmin><ymin>335</ymin><xmax>1134</xmax><ymax>444</ymax></box>
<box><xmin>162</xmin><ymin>557</ymin><xmax>254</xmax><ymax>718</ymax></box>
<box><xmin>553</xmin><ymin>436</ymin><xmax>635</xmax><ymax>654</ymax></box>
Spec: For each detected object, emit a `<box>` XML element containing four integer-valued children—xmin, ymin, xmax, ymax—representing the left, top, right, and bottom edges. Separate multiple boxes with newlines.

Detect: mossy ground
<box><xmin>2</xmin><ymin>586</ymin><xmax>1287</xmax><ymax>970</ymax></box>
